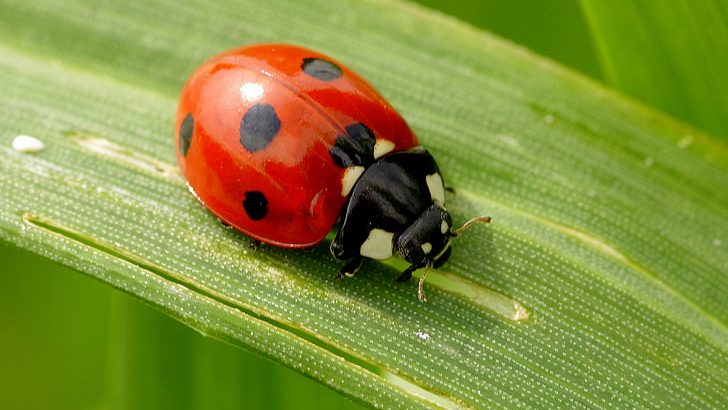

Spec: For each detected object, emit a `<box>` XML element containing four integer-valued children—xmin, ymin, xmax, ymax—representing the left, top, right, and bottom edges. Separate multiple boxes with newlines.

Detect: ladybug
<box><xmin>176</xmin><ymin>44</ymin><xmax>489</xmax><ymax>301</ymax></box>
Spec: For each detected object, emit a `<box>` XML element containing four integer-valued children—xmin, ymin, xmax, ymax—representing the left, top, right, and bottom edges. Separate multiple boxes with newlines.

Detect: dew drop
<box><xmin>415</xmin><ymin>331</ymin><xmax>430</xmax><ymax>341</ymax></box>
<box><xmin>677</xmin><ymin>134</ymin><xmax>693</xmax><ymax>149</ymax></box>
<box><xmin>498</xmin><ymin>134</ymin><xmax>520</xmax><ymax>147</ymax></box>
<box><xmin>12</xmin><ymin>135</ymin><xmax>44</xmax><ymax>153</ymax></box>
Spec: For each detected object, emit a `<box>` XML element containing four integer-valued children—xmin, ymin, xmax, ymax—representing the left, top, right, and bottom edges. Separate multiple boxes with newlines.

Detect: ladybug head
<box><xmin>395</xmin><ymin>204</ymin><xmax>492</xmax><ymax>302</ymax></box>
<box><xmin>394</xmin><ymin>203</ymin><xmax>454</xmax><ymax>267</ymax></box>
<box><xmin>394</xmin><ymin>204</ymin><xmax>492</xmax><ymax>269</ymax></box>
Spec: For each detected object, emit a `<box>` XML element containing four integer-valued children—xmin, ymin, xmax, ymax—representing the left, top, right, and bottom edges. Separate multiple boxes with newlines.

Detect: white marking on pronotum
<box><xmin>425</xmin><ymin>173</ymin><xmax>445</xmax><ymax>204</ymax></box>
<box><xmin>341</xmin><ymin>166</ymin><xmax>365</xmax><ymax>196</ymax></box>
<box><xmin>12</xmin><ymin>135</ymin><xmax>45</xmax><ymax>153</ymax></box>
<box><xmin>359</xmin><ymin>228</ymin><xmax>394</xmax><ymax>260</ymax></box>
<box><xmin>421</xmin><ymin>242</ymin><xmax>432</xmax><ymax>254</ymax></box>
<box><xmin>440</xmin><ymin>220</ymin><xmax>449</xmax><ymax>234</ymax></box>
<box><xmin>373</xmin><ymin>139</ymin><xmax>395</xmax><ymax>159</ymax></box>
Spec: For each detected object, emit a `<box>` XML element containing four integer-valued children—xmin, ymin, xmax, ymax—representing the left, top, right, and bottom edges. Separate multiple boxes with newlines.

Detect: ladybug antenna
<box><xmin>417</xmin><ymin>262</ymin><xmax>433</xmax><ymax>302</ymax></box>
<box><xmin>451</xmin><ymin>216</ymin><xmax>492</xmax><ymax>237</ymax></box>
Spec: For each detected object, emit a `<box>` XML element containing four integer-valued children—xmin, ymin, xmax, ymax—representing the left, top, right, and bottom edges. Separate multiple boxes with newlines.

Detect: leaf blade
<box><xmin>1</xmin><ymin>0</ymin><xmax>727</xmax><ymax>408</ymax></box>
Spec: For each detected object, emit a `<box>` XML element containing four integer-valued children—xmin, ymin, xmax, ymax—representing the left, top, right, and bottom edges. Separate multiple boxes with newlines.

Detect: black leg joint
<box><xmin>395</xmin><ymin>261</ymin><xmax>426</xmax><ymax>282</ymax></box>
<box><xmin>336</xmin><ymin>256</ymin><xmax>364</xmax><ymax>279</ymax></box>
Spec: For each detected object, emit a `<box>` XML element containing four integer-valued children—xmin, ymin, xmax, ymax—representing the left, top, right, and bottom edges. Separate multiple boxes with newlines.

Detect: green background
<box><xmin>2</xmin><ymin>0</ymin><xmax>723</xmax><ymax>409</ymax></box>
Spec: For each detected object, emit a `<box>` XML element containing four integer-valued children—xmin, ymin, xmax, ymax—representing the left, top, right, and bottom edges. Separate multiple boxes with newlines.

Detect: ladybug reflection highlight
<box><xmin>176</xmin><ymin>44</ymin><xmax>489</xmax><ymax>301</ymax></box>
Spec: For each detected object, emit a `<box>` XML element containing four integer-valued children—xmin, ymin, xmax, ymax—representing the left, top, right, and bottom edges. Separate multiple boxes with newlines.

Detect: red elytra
<box><xmin>176</xmin><ymin>44</ymin><xmax>418</xmax><ymax>248</ymax></box>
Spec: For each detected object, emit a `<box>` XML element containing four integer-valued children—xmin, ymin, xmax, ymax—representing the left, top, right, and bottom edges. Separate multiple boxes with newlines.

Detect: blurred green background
<box><xmin>416</xmin><ymin>0</ymin><xmax>603</xmax><ymax>79</ymax></box>
<box><xmin>3</xmin><ymin>0</ymin><xmax>722</xmax><ymax>409</ymax></box>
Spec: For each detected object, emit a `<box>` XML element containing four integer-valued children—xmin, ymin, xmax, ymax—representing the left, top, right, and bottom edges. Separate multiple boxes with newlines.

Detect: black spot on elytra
<box><xmin>329</xmin><ymin>123</ymin><xmax>376</xmax><ymax>168</ymax></box>
<box><xmin>179</xmin><ymin>113</ymin><xmax>194</xmax><ymax>156</ymax></box>
<box><xmin>243</xmin><ymin>191</ymin><xmax>268</xmax><ymax>221</ymax></box>
<box><xmin>240</xmin><ymin>104</ymin><xmax>281</xmax><ymax>152</ymax></box>
<box><xmin>301</xmin><ymin>58</ymin><xmax>343</xmax><ymax>81</ymax></box>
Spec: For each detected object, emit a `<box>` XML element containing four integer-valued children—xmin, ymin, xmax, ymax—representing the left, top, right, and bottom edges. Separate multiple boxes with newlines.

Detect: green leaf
<box><xmin>581</xmin><ymin>0</ymin><xmax>728</xmax><ymax>140</ymax></box>
<box><xmin>414</xmin><ymin>0</ymin><xmax>604</xmax><ymax>80</ymax></box>
<box><xmin>1</xmin><ymin>0</ymin><xmax>727</xmax><ymax>408</ymax></box>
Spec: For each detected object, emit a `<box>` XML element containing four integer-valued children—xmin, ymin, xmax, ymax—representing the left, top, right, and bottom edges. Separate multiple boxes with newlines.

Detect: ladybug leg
<box><xmin>445</xmin><ymin>186</ymin><xmax>456</xmax><ymax>195</ymax></box>
<box><xmin>395</xmin><ymin>260</ymin><xmax>426</xmax><ymax>283</ymax></box>
<box><xmin>336</xmin><ymin>256</ymin><xmax>364</xmax><ymax>279</ymax></box>
<box><xmin>417</xmin><ymin>263</ymin><xmax>433</xmax><ymax>302</ymax></box>
<box><xmin>249</xmin><ymin>240</ymin><xmax>262</xmax><ymax>251</ymax></box>
<box><xmin>432</xmin><ymin>246</ymin><xmax>452</xmax><ymax>269</ymax></box>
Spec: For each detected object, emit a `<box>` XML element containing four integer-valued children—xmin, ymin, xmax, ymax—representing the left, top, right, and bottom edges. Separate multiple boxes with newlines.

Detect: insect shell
<box><xmin>176</xmin><ymin>44</ymin><xmax>489</xmax><ymax>301</ymax></box>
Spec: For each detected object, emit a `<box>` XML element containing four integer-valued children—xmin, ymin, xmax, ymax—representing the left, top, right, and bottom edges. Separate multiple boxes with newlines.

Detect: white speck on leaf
<box><xmin>416</xmin><ymin>331</ymin><xmax>430</xmax><ymax>341</ymax></box>
<box><xmin>12</xmin><ymin>135</ymin><xmax>44</xmax><ymax>153</ymax></box>
<box><xmin>677</xmin><ymin>134</ymin><xmax>693</xmax><ymax>149</ymax></box>
<box><xmin>499</xmin><ymin>134</ymin><xmax>520</xmax><ymax>147</ymax></box>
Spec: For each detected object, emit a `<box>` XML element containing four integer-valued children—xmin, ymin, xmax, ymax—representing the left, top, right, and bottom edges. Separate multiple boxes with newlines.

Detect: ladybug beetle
<box><xmin>176</xmin><ymin>44</ymin><xmax>489</xmax><ymax>301</ymax></box>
